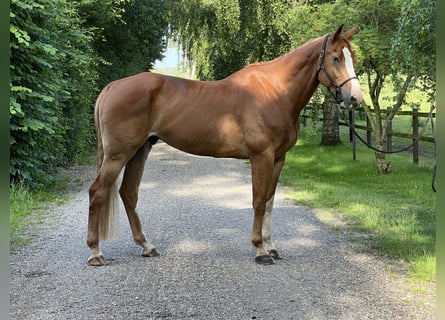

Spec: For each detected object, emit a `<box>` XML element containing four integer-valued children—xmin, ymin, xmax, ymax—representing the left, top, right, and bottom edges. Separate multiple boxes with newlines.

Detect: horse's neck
<box><xmin>227</xmin><ymin>36</ymin><xmax>322</xmax><ymax>120</ymax></box>
<box><xmin>273</xmin><ymin>38</ymin><xmax>323</xmax><ymax>113</ymax></box>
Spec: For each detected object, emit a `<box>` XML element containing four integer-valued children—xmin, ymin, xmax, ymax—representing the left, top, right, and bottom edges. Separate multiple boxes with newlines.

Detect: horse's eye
<box><xmin>333</xmin><ymin>56</ymin><xmax>340</xmax><ymax>63</ymax></box>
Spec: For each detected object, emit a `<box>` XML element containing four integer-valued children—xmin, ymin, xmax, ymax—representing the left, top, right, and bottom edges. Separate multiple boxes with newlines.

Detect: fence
<box><xmin>301</xmin><ymin>107</ymin><xmax>436</xmax><ymax>163</ymax></box>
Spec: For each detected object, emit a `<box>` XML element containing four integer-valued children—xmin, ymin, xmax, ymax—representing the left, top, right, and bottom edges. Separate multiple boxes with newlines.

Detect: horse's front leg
<box><xmin>262</xmin><ymin>156</ymin><xmax>285</xmax><ymax>260</ymax></box>
<box><xmin>250</xmin><ymin>153</ymin><xmax>275</xmax><ymax>265</ymax></box>
<box><xmin>262</xmin><ymin>195</ymin><xmax>279</xmax><ymax>259</ymax></box>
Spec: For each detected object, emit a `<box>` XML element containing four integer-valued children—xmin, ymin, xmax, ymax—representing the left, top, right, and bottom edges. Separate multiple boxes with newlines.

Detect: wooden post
<box><xmin>412</xmin><ymin>107</ymin><xmax>419</xmax><ymax>164</ymax></box>
<box><xmin>349</xmin><ymin>109</ymin><xmax>356</xmax><ymax>160</ymax></box>
<box><xmin>349</xmin><ymin>109</ymin><xmax>353</xmax><ymax>142</ymax></box>
<box><xmin>366</xmin><ymin>115</ymin><xmax>372</xmax><ymax>145</ymax></box>
<box><xmin>386</xmin><ymin>118</ymin><xmax>392</xmax><ymax>152</ymax></box>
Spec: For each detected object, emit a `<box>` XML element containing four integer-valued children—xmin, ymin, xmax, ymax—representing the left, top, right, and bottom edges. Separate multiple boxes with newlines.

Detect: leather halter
<box><xmin>316</xmin><ymin>34</ymin><xmax>358</xmax><ymax>103</ymax></box>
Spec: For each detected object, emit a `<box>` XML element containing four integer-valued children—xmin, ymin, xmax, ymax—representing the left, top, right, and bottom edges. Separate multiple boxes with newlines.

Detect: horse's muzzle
<box><xmin>343</xmin><ymin>94</ymin><xmax>361</xmax><ymax>109</ymax></box>
<box><xmin>341</xmin><ymin>80</ymin><xmax>363</xmax><ymax>109</ymax></box>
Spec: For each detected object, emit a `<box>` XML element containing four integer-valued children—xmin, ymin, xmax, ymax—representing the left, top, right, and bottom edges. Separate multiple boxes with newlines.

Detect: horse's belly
<box><xmin>155</xmin><ymin>117</ymin><xmax>249</xmax><ymax>159</ymax></box>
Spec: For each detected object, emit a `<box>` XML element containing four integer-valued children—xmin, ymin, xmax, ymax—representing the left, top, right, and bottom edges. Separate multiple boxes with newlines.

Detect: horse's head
<box><xmin>317</xmin><ymin>25</ymin><xmax>363</xmax><ymax>108</ymax></box>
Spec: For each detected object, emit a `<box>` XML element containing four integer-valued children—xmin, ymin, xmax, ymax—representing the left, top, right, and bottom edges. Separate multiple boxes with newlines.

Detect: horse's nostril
<box><xmin>350</xmin><ymin>96</ymin><xmax>357</xmax><ymax>104</ymax></box>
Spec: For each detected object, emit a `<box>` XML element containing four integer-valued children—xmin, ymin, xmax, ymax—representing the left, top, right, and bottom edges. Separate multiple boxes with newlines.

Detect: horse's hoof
<box><xmin>141</xmin><ymin>248</ymin><xmax>159</xmax><ymax>257</ymax></box>
<box><xmin>88</xmin><ymin>254</ymin><xmax>107</xmax><ymax>266</ymax></box>
<box><xmin>255</xmin><ymin>255</ymin><xmax>275</xmax><ymax>265</ymax></box>
<box><xmin>268</xmin><ymin>249</ymin><xmax>281</xmax><ymax>260</ymax></box>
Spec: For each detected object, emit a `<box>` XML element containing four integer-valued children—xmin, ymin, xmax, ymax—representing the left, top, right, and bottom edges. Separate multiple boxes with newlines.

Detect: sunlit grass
<box><xmin>280</xmin><ymin>126</ymin><xmax>436</xmax><ymax>282</ymax></box>
<box><xmin>10</xmin><ymin>176</ymin><xmax>75</xmax><ymax>251</ymax></box>
<box><xmin>10</xmin><ymin>183</ymin><xmax>44</xmax><ymax>250</ymax></box>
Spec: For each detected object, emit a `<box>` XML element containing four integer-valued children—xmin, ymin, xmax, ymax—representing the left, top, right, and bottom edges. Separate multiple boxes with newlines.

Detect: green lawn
<box><xmin>10</xmin><ymin>177</ymin><xmax>79</xmax><ymax>251</ymax></box>
<box><xmin>280</xmin><ymin>126</ymin><xmax>436</xmax><ymax>282</ymax></box>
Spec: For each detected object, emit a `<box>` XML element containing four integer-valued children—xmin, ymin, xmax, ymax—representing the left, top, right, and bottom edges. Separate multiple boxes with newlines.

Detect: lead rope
<box><xmin>339</xmin><ymin>103</ymin><xmax>435</xmax><ymax>155</ymax></box>
<box><xmin>431</xmin><ymin>102</ymin><xmax>436</xmax><ymax>192</ymax></box>
<box><xmin>338</xmin><ymin>103</ymin><xmax>437</xmax><ymax>192</ymax></box>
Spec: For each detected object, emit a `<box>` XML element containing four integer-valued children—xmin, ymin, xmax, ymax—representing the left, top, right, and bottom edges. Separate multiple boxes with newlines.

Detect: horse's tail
<box><xmin>99</xmin><ymin>180</ymin><xmax>120</xmax><ymax>241</ymax></box>
<box><xmin>95</xmin><ymin>89</ymin><xmax>120</xmax><ymax>241</ymax></box>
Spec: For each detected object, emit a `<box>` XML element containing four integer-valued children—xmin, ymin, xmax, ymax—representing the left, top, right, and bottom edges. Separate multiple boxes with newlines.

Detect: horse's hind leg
<box><xmin>119</xmin><ymin>142</ymin><xmax>159</xmax><ymax>258</ymax></box>
<box><xmin>88</xmin><ymin>158</ymin><xmax>126</xmax><ymax>266</ymax></box>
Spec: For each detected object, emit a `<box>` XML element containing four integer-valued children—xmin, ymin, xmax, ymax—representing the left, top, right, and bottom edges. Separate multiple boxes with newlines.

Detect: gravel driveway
<box><xmin>10</xmin><ymin>142</ymin><xmax>435</xmax><ymax>319</ymax></box>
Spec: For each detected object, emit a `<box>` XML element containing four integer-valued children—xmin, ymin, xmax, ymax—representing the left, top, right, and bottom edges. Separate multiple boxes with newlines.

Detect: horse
<box><xmin>87</xmin><ymin>25</ymin><xmax>363</xmax><ymax>266</ymax></box>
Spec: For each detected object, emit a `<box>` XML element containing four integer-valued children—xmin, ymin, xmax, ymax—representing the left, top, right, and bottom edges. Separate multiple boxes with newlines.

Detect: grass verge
<box><xmin>280</xmin><ymin>126</ymin><xmax>436</xmax><ymax>282</ymax></box>
<box><xmin>10</xmin><ymin>172</ymin><xmax>85</xmax><ymax>251</ymax></box>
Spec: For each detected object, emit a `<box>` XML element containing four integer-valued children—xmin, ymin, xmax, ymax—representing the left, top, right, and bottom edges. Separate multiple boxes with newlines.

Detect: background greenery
<box><xmin>9</xmin><ymin>0</ymin><xmax>169</xmax><ymax>187</ymax></box>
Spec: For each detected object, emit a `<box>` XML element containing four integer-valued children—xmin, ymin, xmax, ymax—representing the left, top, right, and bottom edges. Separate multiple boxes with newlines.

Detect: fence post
<box><xmin>349</xmin><ymin>109</ymin><xmax>356</xmax><ymax>160</ymax></box>
<box><xmin>412</xmin><ymin>107</ymin><xmax>419</xmax><ymax>164</ymax></box>
<box><xmin>366</xmin><ymin>115</ymin><xmax>372</xmax><ymax>145</ymax></box>
<box><xmin>386</xmin><ymin>116</ymin><xmax>393</xmax><ymax>152</ymax></box>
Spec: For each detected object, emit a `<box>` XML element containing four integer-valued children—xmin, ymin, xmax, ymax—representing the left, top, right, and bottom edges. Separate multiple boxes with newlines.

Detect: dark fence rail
<box><xmin>301</xmin><ymin>108</ymin><xmax>436</xmax><ymax>163</ymax></box>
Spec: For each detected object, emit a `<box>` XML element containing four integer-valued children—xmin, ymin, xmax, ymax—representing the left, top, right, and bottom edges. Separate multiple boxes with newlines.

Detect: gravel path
<box><xmin>10</xmin><ymin>142</ymin><xmax>435</xmax><ymax>319</ymax></box>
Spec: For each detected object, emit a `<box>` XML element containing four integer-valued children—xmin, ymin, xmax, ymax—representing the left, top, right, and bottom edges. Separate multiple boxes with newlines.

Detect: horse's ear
<box><xmin>332</xmin><ymin>24</ymin><xmax>344</xmax><ymax>41</ymax></box>
<box><xmin>343</xmin><ymin>26</ymin><xmax>357</xmax><ymax>40</ymax></box>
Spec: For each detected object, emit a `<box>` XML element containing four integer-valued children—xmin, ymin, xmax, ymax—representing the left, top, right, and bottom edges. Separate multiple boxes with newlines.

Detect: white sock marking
<box><xmin>262</xmin><ymin>196</ymin><xmax>276</xmax><ymax>252</ymax></box>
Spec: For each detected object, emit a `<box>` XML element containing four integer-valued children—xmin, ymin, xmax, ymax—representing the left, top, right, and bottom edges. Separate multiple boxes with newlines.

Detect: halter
<box><xmin>317</xmin><ymin>34</ymin><xmax>358</xmax><ymax>103</ymax></box>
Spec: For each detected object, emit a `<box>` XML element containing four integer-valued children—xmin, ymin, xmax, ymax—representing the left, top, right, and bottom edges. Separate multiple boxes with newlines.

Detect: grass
<box><xmin>10</xmin><ymin>173</ymin><xmax>83</xmax><ymax>251</ymax></box>
<box><xmin>10</xmin><ymin>183</ymin><xmax>44</xmax><ymax>250</ymax></box>
<box><xmin>280</xmin><ymin>126</ymin><xmax>436</xmax><ymax>282</ymax></box>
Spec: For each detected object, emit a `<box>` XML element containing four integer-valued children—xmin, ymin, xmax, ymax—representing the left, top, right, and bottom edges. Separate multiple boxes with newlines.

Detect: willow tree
<box><xmin>168</xmin><ymin>0</ymin><xmax>290</xmax><ymax>80</ymax></box>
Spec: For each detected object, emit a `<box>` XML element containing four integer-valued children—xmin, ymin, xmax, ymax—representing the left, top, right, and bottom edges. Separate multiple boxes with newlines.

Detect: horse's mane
<box><xmin>242</xmin><ymin>36</ymin><xmax>323</xmax><ymax>70</ymax></box>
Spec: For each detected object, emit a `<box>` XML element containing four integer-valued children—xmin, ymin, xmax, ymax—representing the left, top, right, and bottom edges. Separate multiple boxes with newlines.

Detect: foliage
<box><xmin>343</xmin><ymin>0</ymin><xmax>404</xmax><ymax>173</ymax></box>
<box><xmin>10</xmin><ymin>182</ymin><xmax>39</xmax><ymax>250</ymax></box>
<box><xmin>10</xmin><ymin>0</ymin><xmax>169</xmax><ymax>188</ymax></box>
<box><xmin>351</xmin><ymin>0</ymin><xmax>434</xmax><ymax>174</ymax></box>
<box><xmin>390</xmin><ymin>0</ymin><xmax>436</xmax><ymax>94</ymax></box>
<box><xmin>78</xmin><ymin>0</ymin><xmax>169</xmax><ymax>89</ymax></box>
<box><xmin>10</xmin><ymin>0</ymin><xmax>98</xmax><ymax>187</ymax></box>
<box><xmin>169</xmin><ymin>0</ymin><xmax>291</xmax><ymax>80</ymax></box>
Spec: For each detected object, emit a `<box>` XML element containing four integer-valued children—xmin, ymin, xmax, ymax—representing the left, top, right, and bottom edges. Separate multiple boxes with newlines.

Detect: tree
<box><xmin>10</xmin><ymin>0</ymin><xmax>170</xmax><ymax>187</ymax></box>
<box><xmin>347</xmin><ymin>0</ymin><xmax>435</xmax><ymax>174</ymax></box>
<box><xmin>78</xmin><ymin>0</ymin><xmax>169</xmax><ymax>89</ymax></box>
<box><xmin>345</xmin><ymin>0</ymin><xmax>402</xmax><ymax>173</ymax></box>
<box><xmin>169</xmin><ymin>0</ymin><xmax>291</xmax><ymax>80</ymax></box>
<box><xmin>391</xmin><ymin>0</ymin><xmax>436</xmax><ymax>94</ymax></box>
<box><xmin>10</xmin><ymin>0</ymin><xmax>98</xmax><ymax>186</ymax></box>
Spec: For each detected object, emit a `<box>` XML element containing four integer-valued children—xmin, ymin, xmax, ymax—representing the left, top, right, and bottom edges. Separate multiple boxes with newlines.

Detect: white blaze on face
<box><xmin>342</xmin><ymin>47</ymin><xmax>363</xmax><ymax>105</ymax></box>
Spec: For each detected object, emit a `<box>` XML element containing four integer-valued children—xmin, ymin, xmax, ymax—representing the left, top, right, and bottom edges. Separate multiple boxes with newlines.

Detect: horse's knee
<box><xmin>251</xmin><ymin>235</ymin><xmax>263</xmax><ymax>248</ymax></box>
<box><xmin>252</xmin><ymin>199</ymin><xmax>266</xmax><ymax>213</ymax></box>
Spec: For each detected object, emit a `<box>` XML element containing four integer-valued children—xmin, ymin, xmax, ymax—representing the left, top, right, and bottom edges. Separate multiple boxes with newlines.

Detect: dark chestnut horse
<box><xmin>87</xmin><ymin>25</ymin><xmax>363</xmax><ymax>266</ymax></box>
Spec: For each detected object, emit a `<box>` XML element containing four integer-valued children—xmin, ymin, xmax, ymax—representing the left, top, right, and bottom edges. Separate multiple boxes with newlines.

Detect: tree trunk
<box><xmin>320</xmin><ymin>96</ymin><xmax>341</xmax><ymax>146</ymax></box>
<box><xmin>374</xmin><ymin>129</ymin><xmax>392</xmax><ymax>174</ymax></box>
<box><xmin>365</xmin><ymin>70</ymin><xmax>393</xmax><ymax>174</ymax></box>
